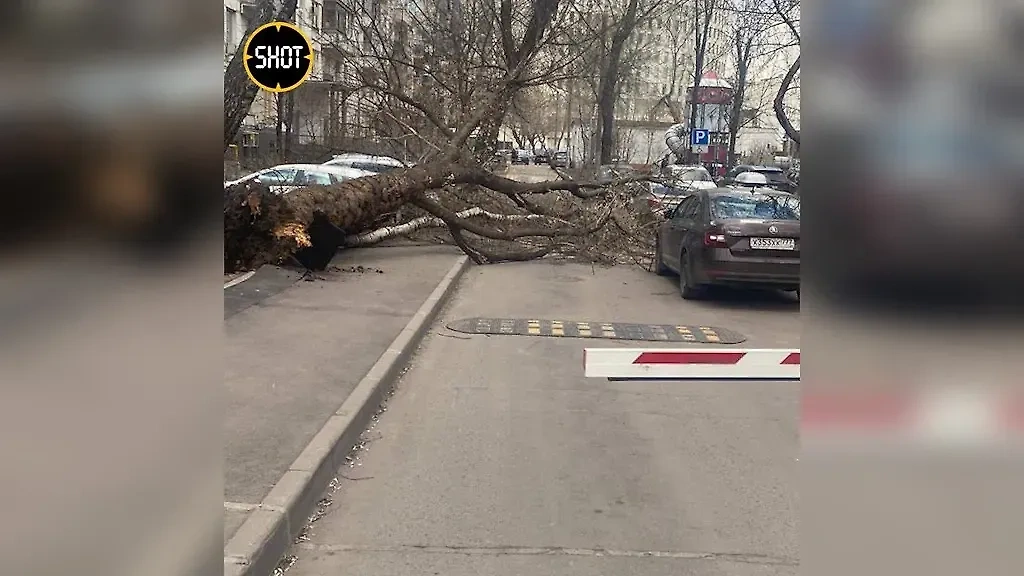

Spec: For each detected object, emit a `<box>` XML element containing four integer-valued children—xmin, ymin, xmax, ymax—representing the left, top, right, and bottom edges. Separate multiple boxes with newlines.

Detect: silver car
<box><xmin>224</xmin><ymin>164</ymin><xmax>373</xmax><ymax>194</ymax></box>
<box><xmin>322</xmin><ymin>153</ymin><xmax>408</xmax><ymax>173</ymax></box>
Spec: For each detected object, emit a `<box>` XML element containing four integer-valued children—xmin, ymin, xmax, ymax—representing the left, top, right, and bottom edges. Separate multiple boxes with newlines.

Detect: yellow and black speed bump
<box><xmin>446</xmin><ymin>318</ymin><xmax>746</xmax><ymax>344</ymax></box>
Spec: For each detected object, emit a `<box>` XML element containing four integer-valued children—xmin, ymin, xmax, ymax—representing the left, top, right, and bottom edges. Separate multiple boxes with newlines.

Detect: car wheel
<box><xmin>654</xmin><ymin>238</ymin><xmax>671</xmax><ymax>276</ymax></box>
<box><xmin>679</xmin><ymin>253</ymin><xmax>705</xmax><ymax>300</ymax></box>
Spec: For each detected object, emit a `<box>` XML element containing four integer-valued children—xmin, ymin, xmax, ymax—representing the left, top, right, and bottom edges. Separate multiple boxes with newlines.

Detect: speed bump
<box><xmin>446</xmin><ymin>318</ymin><xmax>746</xmax><ymax>344</ymax></box>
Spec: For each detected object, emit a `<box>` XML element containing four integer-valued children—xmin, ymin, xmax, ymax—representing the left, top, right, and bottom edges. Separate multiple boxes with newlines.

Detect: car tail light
<box><xmin>704</xmin><ymin>227</ymin><xmax>728</xmax><ymax>248</ymax></box>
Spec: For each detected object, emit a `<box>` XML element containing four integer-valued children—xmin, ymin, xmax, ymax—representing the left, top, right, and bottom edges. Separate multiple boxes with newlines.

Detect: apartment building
<box><xmin>224</xmin><ymin>0</ymin><xmax>399</xmax><ymax>157</ymax></box>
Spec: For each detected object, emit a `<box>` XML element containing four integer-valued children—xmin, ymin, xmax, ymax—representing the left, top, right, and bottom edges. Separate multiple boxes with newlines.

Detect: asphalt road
<box><xmin>286</xmin><ymin>262</ymin><xmax>800</xmax><ymax>575</ymax></box>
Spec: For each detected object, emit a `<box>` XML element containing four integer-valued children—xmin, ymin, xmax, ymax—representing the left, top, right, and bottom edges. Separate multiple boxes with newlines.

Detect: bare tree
<box><xmin>770</xmin><ymin>0</ymin><xmax>800</xmax><ymax>144</ymax></box>
<box><xmin>595</xmin><ymin>0</ymin><xmax>641</xmax><ymax>165</ymax></box>
<box><xmin>224</xmin><ymin>0</ymin><xmax>660</xmax><ymax>272</ymax></box>
<box><xmin>655</xmin><ymin>7</ymin><xmax>698</xmax><ymax>124</ymax></box>
<box><xmin>722</xmin><ymin>0</ymin><xmax>775</xmax><ymax>166</ymax></box>
<box><xmin>224</xmin><ymin>0</ymin><xmax>300</xmax><ymax>151</ymax></box>
<box><xmin>684</xmin><ymin>0</ymin><xmax>721</xmax><ymax>163</ymax></box>
<box><xmin>591</xmin><ymin>0</ymin><xmax>675</xmax><ymax>165</ymax></box>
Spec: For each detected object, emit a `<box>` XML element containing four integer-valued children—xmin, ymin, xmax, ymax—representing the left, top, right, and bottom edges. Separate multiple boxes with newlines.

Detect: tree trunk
<box><xmin>224</xmin><ymin>0</ymin><xmax>299</xmax><ymax>151</ymax></box>
<box><xmin>225</xmin><ymin>161</ymin><xmax>473</xmax><ymax>271</ymax></box>
<box><xmin>727</xmin><ymin>39</ymin><xmax>749</xmax><ymax>168</ymax></box>
<box><xmin>284</xmin><ymin>92</ymin><xmax>295</xmax><ymax>160</ymax></box>
<box><xmin>597</xmin><ymin>0</ymin><xmax>640</xmax><ymax>166</ymax></box>
<box><xmin>686</xmin><ymin>0</ymin><xmax>716</xmax><ymax>164</ymax></box>
<box><xmin>275</xmin><ymin>93</ymin><xmax>285</xmax><ymax>161</ymax></box>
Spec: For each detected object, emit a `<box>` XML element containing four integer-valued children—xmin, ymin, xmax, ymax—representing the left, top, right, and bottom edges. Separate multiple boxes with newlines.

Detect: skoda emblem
<box><xmin>768</xmin><ymin>225</ymin><xmax>779</xmax><ymax>235</ymax></box>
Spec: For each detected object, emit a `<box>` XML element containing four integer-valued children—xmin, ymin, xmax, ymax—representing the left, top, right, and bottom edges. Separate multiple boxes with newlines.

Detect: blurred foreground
<box><xmin>805</xmin><ymin>1</ymin><xmax>1024</xmax><ymax>576</ymax></box>
<box><xmin>0</xmin><ymin>2</ymin><xmax>222</xmax><ymax>576</ymax></box>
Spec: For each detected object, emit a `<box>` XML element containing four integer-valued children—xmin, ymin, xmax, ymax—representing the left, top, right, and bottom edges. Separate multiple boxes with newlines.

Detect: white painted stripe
<box><xmin>583</xmin><ymin>348</ymin><xmax>800</xmax><ymax>379</ymax></box>
<box><xmin>224</xmin><ymin>501</ymin><xmax>260</xmax><ymax>512</ymax></box>
<box><xmin>223</xmin><ymin>270</ymin><xmax>255</xmax><ymax>290</ymax></box>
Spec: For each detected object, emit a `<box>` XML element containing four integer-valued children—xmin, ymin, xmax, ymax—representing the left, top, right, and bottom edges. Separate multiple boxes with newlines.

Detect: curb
<box><xmin>223</xmin><ymin>255</ymin><xmax>471</xmax><ymax>576</ymax></box>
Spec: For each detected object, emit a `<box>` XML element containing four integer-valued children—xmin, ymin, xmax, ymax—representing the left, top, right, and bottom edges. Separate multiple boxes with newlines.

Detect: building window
<box><xmin>225</xmin><ymin>7</ymin><xmax>236</xmax><ymax>54</ymax></box>
<box><xmin>312</xmin><ymin>1</ymin><xmax>322</xmax><ymax>31</ymax></box>
<box><xmin>323</xmin><ymin>1</ymin><xmax>346</xmax><ymax>32</ymax></box>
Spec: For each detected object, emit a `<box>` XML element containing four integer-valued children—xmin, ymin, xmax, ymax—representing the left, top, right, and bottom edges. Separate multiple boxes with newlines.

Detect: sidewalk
<box><xmin>224</xmin><ymin>245</ymin><xmax>466</xmax><ymax>555</ymax></box>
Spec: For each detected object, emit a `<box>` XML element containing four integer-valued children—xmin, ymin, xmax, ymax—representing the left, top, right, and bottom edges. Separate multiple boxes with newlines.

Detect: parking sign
<box><xmin>691</xmin><ymin>129</ymin><xmax>710</xmax><ymax>147</ymax></box>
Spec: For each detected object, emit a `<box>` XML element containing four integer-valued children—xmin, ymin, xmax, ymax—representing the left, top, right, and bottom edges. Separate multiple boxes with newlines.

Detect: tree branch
<box><xmin>411</xmin><ymin>194</ymin><xmax>611</xmax><ymax>242</ymax></box>
<box><xmin>774</xmin><ymin>55</ymin><xmax>800</xmax><ymax>144</ymax></box>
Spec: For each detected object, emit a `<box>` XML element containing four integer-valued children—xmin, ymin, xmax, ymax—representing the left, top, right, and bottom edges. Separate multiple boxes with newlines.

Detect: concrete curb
<box><xmin>223</xmin><ymin>255</ymin><xmax>471</xmax><ymax>576</ymax></box>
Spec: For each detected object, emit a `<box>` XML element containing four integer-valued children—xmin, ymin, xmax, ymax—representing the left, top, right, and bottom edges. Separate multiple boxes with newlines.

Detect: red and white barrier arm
<box><xmin>583</xmin><ymin>348</ymin><xmax>800</xmax><ymax>380</ymax></box>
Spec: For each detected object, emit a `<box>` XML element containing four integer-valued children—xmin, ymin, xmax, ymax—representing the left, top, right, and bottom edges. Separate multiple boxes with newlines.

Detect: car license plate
<box><xmin>750</xmin><ymin>237</ymin><xmax>795</xmax><ymax>250</ymax></box>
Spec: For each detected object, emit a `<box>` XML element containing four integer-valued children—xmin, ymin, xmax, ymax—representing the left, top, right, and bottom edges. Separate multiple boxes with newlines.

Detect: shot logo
<box><xmin>243</xmin><ymin>21</ymin><xmax>314</xmax><ymax>93</ymax></box>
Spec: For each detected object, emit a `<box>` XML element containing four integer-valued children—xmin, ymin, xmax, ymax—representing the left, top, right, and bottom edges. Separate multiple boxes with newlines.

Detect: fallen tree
<box><xmin>223</xmin><ymin>0</ymin><xmax>662</xmax><ymax>272</ymax></box>
<box><xmin>224</xmin><ymin>159</ymin><xmax>657</xmax><ymax>270</ymax></box>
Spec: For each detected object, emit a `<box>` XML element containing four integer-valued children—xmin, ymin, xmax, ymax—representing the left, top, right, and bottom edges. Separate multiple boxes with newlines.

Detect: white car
<box><xmin>660</xmin><ymin>165</ymin><xmax>717</xmax><ymax>191</ymax></box>
<box><xmin>322</xmin><ymin>153</ymin><xmax>408</xmax><ymax>173</ymax></box>
<box><xmin>224</xmin><ymin>164</ymin><xmax>373</xmax><ymax>195</ymax></box>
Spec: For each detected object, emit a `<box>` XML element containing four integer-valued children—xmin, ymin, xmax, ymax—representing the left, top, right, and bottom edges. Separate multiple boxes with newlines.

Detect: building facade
<box><xmin>224</xmin><ymin>0</ymin><xmax>401</xmax><ymax>160</ymax></box>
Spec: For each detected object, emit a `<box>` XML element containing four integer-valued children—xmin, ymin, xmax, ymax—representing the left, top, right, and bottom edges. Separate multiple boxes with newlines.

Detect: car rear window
<box><xmin>756</xmin><ymin>170</ymin><xmax>788</xmax><ymax>182</ymax></box>
<box><xmin>712</xmin><ymin>194</ymin><xmax>800</xmax><ymax>220</ymax></box>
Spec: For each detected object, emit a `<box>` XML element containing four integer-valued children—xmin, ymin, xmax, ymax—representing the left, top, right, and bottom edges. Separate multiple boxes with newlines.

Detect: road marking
<box><xmin>527</xmin><ymin>320</ymin><xmax>541</xmax><ymax>335</ymax></box>
<box><xmin>445</xmin><ymin>318</ymin><xmax>746</xmax><ymax>343</ymax></box>
<box><xmin>223</xmin><ymin>270</ymin><xmax>255</xmax><ymax>289</ymax></box>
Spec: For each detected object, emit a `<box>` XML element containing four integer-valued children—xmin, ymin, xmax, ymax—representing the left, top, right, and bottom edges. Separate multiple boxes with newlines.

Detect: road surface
<box><xmin>283</xmin><ymin>261</ymin><xmax>799</xmax><ymax>575</ymax></box>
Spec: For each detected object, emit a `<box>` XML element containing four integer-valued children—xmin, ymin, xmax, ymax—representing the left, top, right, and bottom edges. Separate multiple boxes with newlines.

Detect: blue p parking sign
<box><xmin>691</xmin><ymin>129</ymin><xmax>710</xmax><ymax>147</ymax></box>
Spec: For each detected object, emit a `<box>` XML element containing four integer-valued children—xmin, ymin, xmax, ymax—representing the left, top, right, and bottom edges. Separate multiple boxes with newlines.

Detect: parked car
<box><xmin>512</xmin><ymin>149</ymin><xmax>533</xmax><ymax>165</ymax></box>
<box><xmin>634</xmin><ymin>182</ymin><xmax>694</xmax><ymax>218</ymax></box>
<box><xmin>224</xmin><ymin>164</ymin><xmax>373</xmax><ymax>195</ymax></box>
<box><xmin>660</xmin><ymin>165</ymin><xmax>717</xmax><ymax>190</ymax></box>
<box><xmin>653</xmin><ymin>187</ymin><xmax>801</xmax><ymax>299</ymax></box>
<box><xmin>551</xmin><ymin>151</ymin><xmax>569</xmax><ymax>168</ymax></box>
<box><xmin>597</xmin><ymin>163</ymin><xmax>637</xmax><ymax>184</ymax></box>
<box><xmin>720</xmin><ymin>164</ymin><xmax>795</xmax><ymax>193</ymax></box>
<box><xmin>533</xmin><ymin>148</ymin><xmax>551</xmax><ymax>164</ymax></box>
<box><xmin>323</xmin><ymin>153</ymin><xmax>408</xmax><ymax>173</ymax></box>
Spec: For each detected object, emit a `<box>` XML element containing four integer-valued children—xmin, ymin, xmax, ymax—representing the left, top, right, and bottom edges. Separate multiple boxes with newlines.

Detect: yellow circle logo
<box><xmin>242</xmin><ymin>21</ymin><xmax>314</xmax><ymax>93</ymax></box>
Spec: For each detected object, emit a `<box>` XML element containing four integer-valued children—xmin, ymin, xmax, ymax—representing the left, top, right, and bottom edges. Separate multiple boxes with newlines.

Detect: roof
<box><xmin>711</xmin><ymin>187</ymin><xmax>796</xmax><ymax>198</ymax></box>
<box><xmin>224</xmin><ymin>164</ymin><xmax>373</xmax><ymax>186</ymax></box>
<box><xmin>699</xmin><ymin>72</ymin><xmax>732</xmax><ymax>89</ymax></box>
<box><xmin>325</xmin><ymin>153</ymin><xmax>405</xmax><ymax>166</ymax></box>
